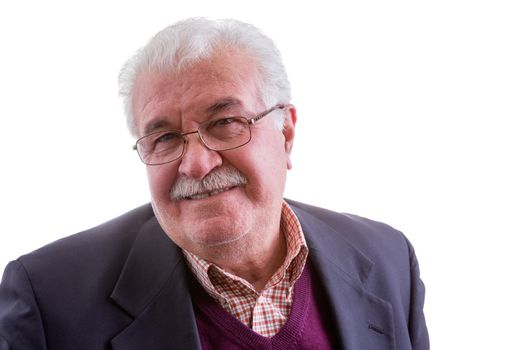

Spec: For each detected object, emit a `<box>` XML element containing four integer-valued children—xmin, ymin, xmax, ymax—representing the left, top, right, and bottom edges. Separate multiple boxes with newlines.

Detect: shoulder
<box><xmin>286</xmin><ymin>199</ymin><xmax>429</xmax><ymax>344</ymax></box>
<box><xmin>17</xmin><ymin>204</ymin><xmax>156</xmax><ymax>283</ymax></box>
<box><xmin>286</xmin><ymin>199</ymin><xmax>413</xmax><ymax>262</ymax></box>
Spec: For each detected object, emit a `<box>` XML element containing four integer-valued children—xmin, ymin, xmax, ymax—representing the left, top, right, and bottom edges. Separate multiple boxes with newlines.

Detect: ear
<box><xmin>282</xmin><ymin>105</ymin><xmax>297</xmax><ymax>170</ymax></box>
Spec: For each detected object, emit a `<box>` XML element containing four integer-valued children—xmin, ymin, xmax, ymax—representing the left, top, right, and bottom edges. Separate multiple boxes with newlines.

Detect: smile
<box><xmin>183</xmin><ymin>186</ymin><xmax>235</xmax><ymax>200</ymax></box>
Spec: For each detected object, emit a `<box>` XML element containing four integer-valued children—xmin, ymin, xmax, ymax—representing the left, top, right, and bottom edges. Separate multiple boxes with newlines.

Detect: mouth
<box><xmin>182</xmin><ymin>186</ymin><xmax>236</xmax><ymax>201</ymax></box>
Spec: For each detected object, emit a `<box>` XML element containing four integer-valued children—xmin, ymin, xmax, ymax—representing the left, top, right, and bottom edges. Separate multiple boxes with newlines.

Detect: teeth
<box><xmin>185</xmin><ymin>187</ymin><xmax>231</xmax><ymax>200</ymax></box>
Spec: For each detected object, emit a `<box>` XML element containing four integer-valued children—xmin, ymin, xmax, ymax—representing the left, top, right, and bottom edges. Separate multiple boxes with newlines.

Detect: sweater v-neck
<box><xmin>191</xmin><ymin>262</ymin><xmax>313</xmax><ymax>350</ymax></box>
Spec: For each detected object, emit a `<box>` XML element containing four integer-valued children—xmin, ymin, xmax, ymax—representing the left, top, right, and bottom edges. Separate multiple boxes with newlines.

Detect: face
<box><xmin>131</xmin><ymin>48</ymin><xmax>296</xmax><ymax>256</ymax></box>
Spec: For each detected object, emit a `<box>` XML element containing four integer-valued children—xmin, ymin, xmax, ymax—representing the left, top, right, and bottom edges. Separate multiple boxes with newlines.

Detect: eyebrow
<box><xmin>142</xmin><ymin>98</ymin><xmax>244</xmax><ymax>136</ymax></box>
<box><xmin>143</xmin><ymin>120</ymin><xmax>171</xmax><ymax>135</ymax></box>
<box><xmin>204</xmin><ymin>98</ymin><xmax>243</xmax><ymax>116</ymax></box>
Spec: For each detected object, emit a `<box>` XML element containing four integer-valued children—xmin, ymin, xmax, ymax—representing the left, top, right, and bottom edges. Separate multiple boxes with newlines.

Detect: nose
<box><xmin>177</xmin><ymin>133</ymin><xmax>223</xmax><ymax>180</ymax></box>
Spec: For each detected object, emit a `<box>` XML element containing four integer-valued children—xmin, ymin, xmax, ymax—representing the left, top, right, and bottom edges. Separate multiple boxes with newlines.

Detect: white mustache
<box><xmin>170</xmin><ymin>166</ymin><xmax>248</xmax><ymax>201</ymax></box>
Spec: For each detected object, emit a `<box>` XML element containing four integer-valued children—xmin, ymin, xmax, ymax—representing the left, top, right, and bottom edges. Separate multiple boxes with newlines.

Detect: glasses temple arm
<box><xmin>248</xmin><ymin>104</ymin><xmax>286</xmax><ymax>124</ymax></box>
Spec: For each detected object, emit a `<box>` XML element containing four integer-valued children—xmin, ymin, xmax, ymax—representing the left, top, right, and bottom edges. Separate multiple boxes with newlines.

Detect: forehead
<box><xmin>131</xmin><ymin>49</ymin><xmax>263</xmax><ymax>135</ymax></box>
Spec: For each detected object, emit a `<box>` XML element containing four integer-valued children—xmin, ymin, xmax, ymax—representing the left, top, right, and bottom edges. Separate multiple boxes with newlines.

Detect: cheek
<box><xmin>147</xmin><ymin>165</ymin><xmax>178</xmax><ymax>200</ymax></box>
<box><xmin>250</xmin><ymin>132</ymin><xmax>288</xmax><ymax>170</ymax></box>
<box><xmin>239</xmin><ymin>138</ymin><xmax>288</xmax><ymax>193</ymax></box>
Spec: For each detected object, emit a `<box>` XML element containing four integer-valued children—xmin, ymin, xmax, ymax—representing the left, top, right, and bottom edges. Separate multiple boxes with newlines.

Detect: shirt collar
<box><xmin>183</xmin><ymin>201</ymin><xmax>309</xmax><ymax>301</ymax></box>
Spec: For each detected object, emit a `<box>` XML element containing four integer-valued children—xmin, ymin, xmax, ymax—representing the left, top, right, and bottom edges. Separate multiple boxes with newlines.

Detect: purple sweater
<box><xmin>190</xmin><ymin>262</ymin><xmax>337</xmax><ymax>350</ymax></box>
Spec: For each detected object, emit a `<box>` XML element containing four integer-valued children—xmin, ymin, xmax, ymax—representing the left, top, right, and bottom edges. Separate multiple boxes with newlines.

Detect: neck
<box><xmin>195</xmin><ymin>223</ymin><xmax>287</xmax><ymax>291</ymax></box>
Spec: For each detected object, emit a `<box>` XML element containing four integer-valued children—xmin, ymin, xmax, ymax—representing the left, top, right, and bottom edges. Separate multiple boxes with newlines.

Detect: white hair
<box><xmin>119</xmin><ymin>18</ymin><xmax>291</xmax><ymax>136</ymax></box>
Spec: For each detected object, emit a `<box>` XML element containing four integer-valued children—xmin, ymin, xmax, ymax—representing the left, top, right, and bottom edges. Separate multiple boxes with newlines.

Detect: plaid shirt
<box><xmin>183</xmin><ymin>201</ymin><xmax>309</xmax><ymax>337</ymax></box>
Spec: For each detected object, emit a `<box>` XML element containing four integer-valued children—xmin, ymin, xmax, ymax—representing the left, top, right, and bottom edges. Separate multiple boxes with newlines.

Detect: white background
<box><xmin>1</xmin><ymin>1</ymin><xmax>524</xmax><ymax>348</ymax></box>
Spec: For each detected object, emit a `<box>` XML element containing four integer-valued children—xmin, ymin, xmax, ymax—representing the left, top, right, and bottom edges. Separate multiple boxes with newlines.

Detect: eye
<box><xmin>155</xmin><ymin>131</ymin><xmax>179</xmax><ymax>143</ymax></box>
<box><xmin>149</xmin><ymin>131</ymin><xmax>184</xmax><ymax>152</ymax></box>
<box><xmin>211</xmin><ymin>117</ymin><xmax>237</xmax><ymax>127</ymax></box>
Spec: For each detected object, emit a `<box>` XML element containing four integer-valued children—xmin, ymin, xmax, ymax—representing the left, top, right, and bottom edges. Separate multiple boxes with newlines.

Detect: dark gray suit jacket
<box><xmin>0</xmin><ymin>200</ymin><xmax>429</xmax><ymax>349</ymax></box>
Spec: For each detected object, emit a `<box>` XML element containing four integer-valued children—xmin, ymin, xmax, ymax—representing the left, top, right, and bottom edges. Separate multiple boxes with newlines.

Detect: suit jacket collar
<box><xmin>109</xmin><ymin>203</ymin><xmax>394</xmax><ymax>350</ymax></box>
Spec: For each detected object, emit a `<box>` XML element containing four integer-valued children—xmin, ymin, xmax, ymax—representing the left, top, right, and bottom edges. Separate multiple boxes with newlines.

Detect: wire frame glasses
<box><xmin>133</xmin><ymin>104</ymin><xmax>286</xmax><ymax>165</ymax></box>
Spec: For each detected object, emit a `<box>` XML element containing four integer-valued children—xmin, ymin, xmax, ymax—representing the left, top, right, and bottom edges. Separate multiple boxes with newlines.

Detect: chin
<box><xmin>154</xmin><ymin>209</ymin><xmax>251</xmax><ymax>254</ymax></box>
<box><xmin>187</xmin><ymin>218</ymin><xmax>250</xmax><ymax>248</ymax></box>
<box><xmin>191</xmin><ymin>232</ymin><xmax>247</xmax><ymax>248</ymax></box>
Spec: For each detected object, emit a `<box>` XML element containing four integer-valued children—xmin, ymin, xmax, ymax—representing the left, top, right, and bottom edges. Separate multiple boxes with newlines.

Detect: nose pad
<box><xmin>177</xmin><ymin>133</ymin><xmax>222</xmax><ymax>180</ymax></box>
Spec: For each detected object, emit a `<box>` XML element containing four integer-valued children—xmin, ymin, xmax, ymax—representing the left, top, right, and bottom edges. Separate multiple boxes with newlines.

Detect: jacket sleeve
<box><xmin>407</xmin><ymin>242</ymin><xmax>430</xmax><ymax>350</ymax></box>
<box><xmin>0</xmin><ymin>260</ymin><xmax>47</xmax><ymax>350</ymax></box>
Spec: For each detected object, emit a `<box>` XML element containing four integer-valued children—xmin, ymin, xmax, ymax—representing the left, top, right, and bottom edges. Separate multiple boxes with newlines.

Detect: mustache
<box><xmin>170</xmin><ymin>166</ymin><xmax>248</xmax><ymax>201</ymax></box>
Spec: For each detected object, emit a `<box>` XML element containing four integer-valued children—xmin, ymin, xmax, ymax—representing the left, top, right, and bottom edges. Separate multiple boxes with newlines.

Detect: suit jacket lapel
<box><xmin>109</xmin><ymin>216</ymin><xmax>201</xmax><ymax>350</ymax></box>
<box><xmin>292</xmin><ymin>204</ymin><xmax>396</xmax><ymax>350</ymax></box>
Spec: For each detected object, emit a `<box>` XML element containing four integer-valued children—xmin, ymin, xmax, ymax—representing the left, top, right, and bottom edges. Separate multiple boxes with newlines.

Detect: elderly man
<box><xmin>0</xmin><ymin>18</ymin><xmax>429</xmax><ymax>349</ymax></box>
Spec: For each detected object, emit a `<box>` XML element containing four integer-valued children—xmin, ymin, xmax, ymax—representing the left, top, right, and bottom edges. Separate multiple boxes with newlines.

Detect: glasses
<box><xmin>133</xmin><ymin>104</ymin><xmax>286</xmax><ymax>165</ymax></box>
